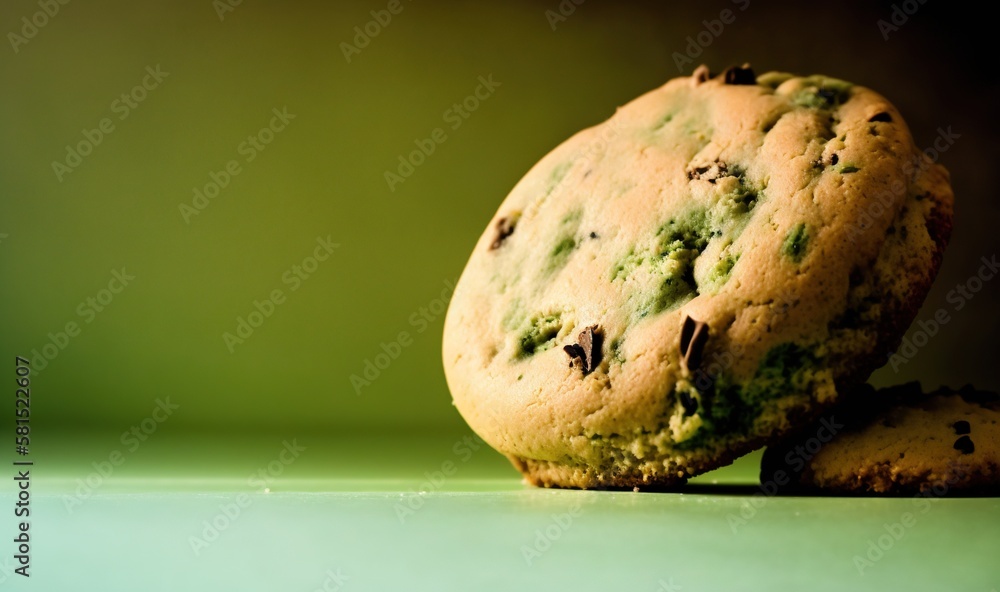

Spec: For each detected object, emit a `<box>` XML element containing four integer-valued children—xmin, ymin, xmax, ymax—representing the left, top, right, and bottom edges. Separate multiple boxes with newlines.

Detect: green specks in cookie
<box><xmin>756</xmin><ymin>342</ymin><xmax>817</xmax><ymax>382</ymax></box>
<box><xmin>705</xmin><ymin>253</ymin><xmax>739</xmax><ymax>290</ymax></box>
<box><xmin>781</xmin><ymin>223</ymin><xmax>809</xmax><ymax>262</ymax></box>
<box><xmin>546</xmin><ymin>236</ymin><xmax>578</xmax><ymax>275</ymax></box>
<box><xmin>722</xmin><ymin>182</ymin><xmax>759</xmax><ymax>215</ymax></box>
<box><xmin>652</xmin><ymin>112</ymin><xmax>675</xmax><ymax>131</ymax></box>
<box><xmin>515</xmin><ymin>313</ymin><xmax>564</xmax><ymax>358</ymax></box>
<box><xmin>648</xmin><ymin>276</ymin><xmax>697</xmax><ymax>316</ymax></box>
<box><xmin>676</xmin><ymin>343</ymin><xmax>822</xmax><ymax>449</ymax></box>
<box><xmin>657</xmin><ymin>210</ymin><xmax>711</xmax><ymax>255</ymax></box>
<box><xmin>545</xmin><ymin>162</ymin><xmax>574</xmax><ymax>195</ymax></box>
<box><xmin>544</xmin><ymin>209</ymin><xmax>583</xmax><ymax>275</ymax></box>
<box><xmin>560</xmin><ymin>209</ymin><xmax>582</xmax><ymax>225</ymax></box>
<box><xmin>551</xmin><ymin>236</ymin><xmax>576</xmax><ymax>257</ymax></box>
<box><xmin>612</xmin><ymin>210</ymin><xmax>718</xmax><ymax>319</ymax></box>
<box><xmin>792</xmin><ymin>77</ymin><xmax>852</xmax><ymax>109</ymax></box>
<box><xmin>611</xmin><ymin>249</ymin><xmax>640</xmax><ymax>280</ymax></box>
<box><xmin>609</xmin><ymin>336</ymin><xmax>625</xmax><ymax>364</ymax></box>
<box><xmin>839</xmin><ymin>164</ymin><xmax>860</xmax><ymax>174</ymax></box>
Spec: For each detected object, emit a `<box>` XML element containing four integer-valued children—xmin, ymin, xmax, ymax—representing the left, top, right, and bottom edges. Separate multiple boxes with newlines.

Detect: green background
<box><xmin>1</xmin><ymin>0</ymin><xmax>998</xmax><ymax>590</ymax></box>
<box><xmin>1</xmin><ymin>0</ymin><xmax>998</xmax><ymax>433</ymax></box>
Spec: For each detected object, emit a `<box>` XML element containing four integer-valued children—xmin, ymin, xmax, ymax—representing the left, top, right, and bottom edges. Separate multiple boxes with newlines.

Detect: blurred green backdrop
<box><xmin>2</xmin><ymin>0</ymin><xmax>997</xmax><ymax>438</ymax></box>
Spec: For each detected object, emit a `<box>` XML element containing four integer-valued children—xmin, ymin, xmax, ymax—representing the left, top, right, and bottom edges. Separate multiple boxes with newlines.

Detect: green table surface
<box><xmin>3</xmin><ymin>429</ymin><xmax>998</xmax><ymax>591</ymax></box>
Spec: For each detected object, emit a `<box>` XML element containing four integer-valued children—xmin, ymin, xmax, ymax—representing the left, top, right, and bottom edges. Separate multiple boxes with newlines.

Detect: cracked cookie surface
<box><xmin>442</xmin><ymin>66</ymin><xmax>954</xmax><ymax>489</ymax></box>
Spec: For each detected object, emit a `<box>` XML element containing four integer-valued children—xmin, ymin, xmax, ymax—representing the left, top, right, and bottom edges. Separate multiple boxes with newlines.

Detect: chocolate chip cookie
<box><xmin>442</xmin><ymin>65</ymin><xmax>954</xmax><ymax>489</ymax></box>
<box><xmin>761</xmin><ymin>384</ymin><xmax>999</xmax><ymax>494</ymax></box>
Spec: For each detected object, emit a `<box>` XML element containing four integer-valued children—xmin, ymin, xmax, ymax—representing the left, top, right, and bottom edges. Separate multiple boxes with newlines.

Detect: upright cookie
<box><xmin>442</xmin><ymin>65</ymin><xmax>954</xmax><ymax>489</ymax></box>
<box><xmin>761</xmin><ymin>384</ymin><xmax>1000</xmax><ymax>494</ymax></box>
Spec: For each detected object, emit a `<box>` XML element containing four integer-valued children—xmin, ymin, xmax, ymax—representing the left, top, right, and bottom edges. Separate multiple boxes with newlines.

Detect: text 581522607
<box><xmin>13</xmin><ymin>356</ymin><xmax>32</xmax><ymax>578</ymax></box>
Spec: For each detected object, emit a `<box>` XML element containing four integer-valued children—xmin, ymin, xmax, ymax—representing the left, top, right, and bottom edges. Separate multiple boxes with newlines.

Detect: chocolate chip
<box><xmin>564</xmin><ymin>325</ymin><xmax>603</xmax><ymax>375</ymax></box>
<box><xmin>723</xmin><ymin>64</ymin><xmax>755</xmax><ymax>85</ymax></box>
<box><xmin>830</xmin><ymin>154</ymin><xmax>839</xmax><ymax>166</ymax></box>
<box><xmin>489</xmin><ymin>216</ymin><xmax>517</xmax><ymax>250</ymax></box>
<box><xmin>953</xmin><ymin>420</ymin><xmax>971</xmax><ymax>435</ymax></box>
<box><xmin>589</xmin><ymin>231</ymin><xmax>598</xmax><ymax>239</ymax></box>
<box><xmin>692</xmin><ymin>64</ymin><xmax>711</xmax><ymax>85</ymax></box>
<box><xmin>680</xmin><ymin>316</ymin><xmax>696</xmax><ymax>356</ymax></box>
<box><xmin>679</xmin><ymin>316</ymin><xmax>709</xmax><ymax>374</ymax></box>
<box><xmin>954</xmin><ymin>435</ymin><xmax>975</xmax><ymax>455</ymax></box>
<box><xmin>868</xmin><ymin>112</ymin><xmax>893</xmax><ymax>123</ymax></box>
<box><xmin>563</xmin><ymin>344</ymin><xmax>584</xmax><ymax>368</ymax></box>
